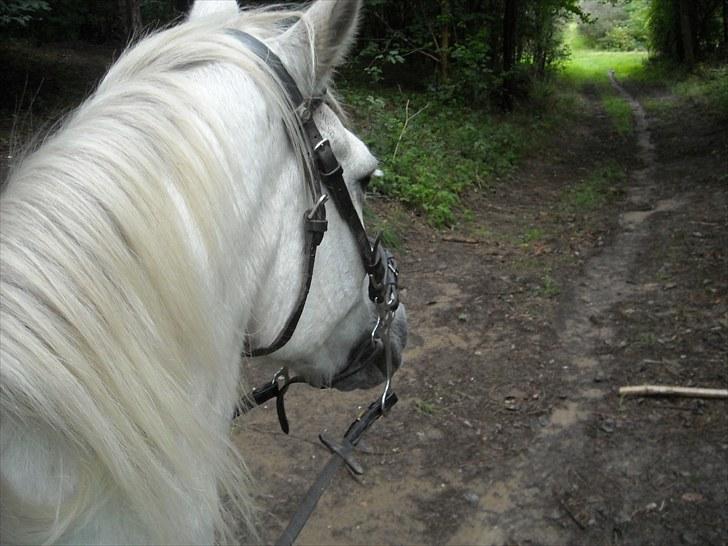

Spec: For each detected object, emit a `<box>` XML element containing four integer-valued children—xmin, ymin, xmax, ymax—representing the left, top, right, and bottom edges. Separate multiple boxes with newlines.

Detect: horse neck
<box><xmin>0</xmin><ymin>62</ymin><xmax>304</xmax><ymax>544</ymax></box>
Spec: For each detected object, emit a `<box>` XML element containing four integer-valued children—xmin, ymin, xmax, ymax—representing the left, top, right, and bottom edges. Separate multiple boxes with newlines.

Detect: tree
<box><xmin>0</xmin><ymin>0</ymin><xmax>49</xmax><ymax>27</ymax></box>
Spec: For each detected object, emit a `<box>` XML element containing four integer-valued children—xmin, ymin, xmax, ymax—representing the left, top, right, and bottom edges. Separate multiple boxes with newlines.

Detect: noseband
<box><xmin>229</xmin><ymin>30</ymin><xmax>400</xmax><ymax>404</ymax></box>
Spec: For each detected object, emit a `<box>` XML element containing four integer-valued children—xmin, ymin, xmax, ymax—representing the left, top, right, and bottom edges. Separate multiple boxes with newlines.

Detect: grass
<box><xmin>561</xmin><ymin>22</ymin><xmax>648</xmax><ymax>136</ymax></box>
<box><xmin>601</xmin><ymin>94</ymin><xmax>634</xmax><ymax>136</ymax></box>
<box><xmin>562</xmin><ymin>22</ymin><xmax>648</xmax><ymax>85</ymax></box>
<box><xmin>561</xmin><ymin>161</ymin><xmax>627</xmax><ymax>211</ymax></box>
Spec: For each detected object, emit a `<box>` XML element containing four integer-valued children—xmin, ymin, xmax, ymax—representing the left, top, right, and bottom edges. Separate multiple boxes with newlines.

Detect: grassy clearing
<box><xmin>561</xmin><ymin>22</ymin><xmax>647</xmax><ymax>136</ymax></box>
<box><xmin>562</xmin><ymin>22</ymin><xmax>648</xmax><ymax>84</ymax></box>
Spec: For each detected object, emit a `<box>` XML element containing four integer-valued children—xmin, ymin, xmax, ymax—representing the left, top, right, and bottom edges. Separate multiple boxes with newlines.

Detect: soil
<box><xmin>2</xmin><ymin>42</ymin><xmax>726</xmax><ymax>546</ymax></box>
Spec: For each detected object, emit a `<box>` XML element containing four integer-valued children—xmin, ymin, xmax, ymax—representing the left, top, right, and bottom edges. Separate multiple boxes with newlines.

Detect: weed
<box><xmin>636</xmin><ymin>332</ymin><xmax>657</xmax><ymax>347</ymax></box>
<box><xmin>522</xmin><ymin>227</ymin><xmax>545</xmax><ymax>243</ymax></box>
<box><xmin>414</xmin><ymin>398</ymin><xmax>438</xmax><ymax>416</ymax></box>
<box><xmin>540</xmin><ymin>274</ymin><xmax>561</xmax><ymax>298</ymax></box>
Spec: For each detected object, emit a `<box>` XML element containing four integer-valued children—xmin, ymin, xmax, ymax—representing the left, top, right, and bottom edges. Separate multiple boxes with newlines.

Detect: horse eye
<box><xmin>359</xmin><ymin>175</ymin><xmax>372</xmax><ymax>191</ymax></box>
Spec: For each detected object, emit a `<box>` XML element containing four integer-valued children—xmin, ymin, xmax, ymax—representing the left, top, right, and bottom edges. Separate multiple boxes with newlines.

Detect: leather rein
<box><xmin>225</xmin><ymin>30</ymin><xmax>401</xmax><ymax>545</ymax></box>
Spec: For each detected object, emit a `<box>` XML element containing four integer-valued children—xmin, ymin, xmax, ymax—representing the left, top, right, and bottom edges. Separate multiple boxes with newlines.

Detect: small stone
<box><xmin>594</xmin><ymin>372</ymin><xmax>607</xmax><ymax>383</ymax></box>
<box><xmin>504</xmin><ymin>397</ymin><xmax>519</xmax><ymax>411</ymax></box>
<box><xmin>681</xmin><ymin>531</ymin><xmax>700</xmax><ymax>545</ymax></box>
<box><xmin>616</xmin><ymin>510</ymin><xmax>631</xmax><ymax>524</ymax></box>
<box><xmin>463</xmin><ymin>492</ymin><xmax>480</xmax><ymax>506</ymax></box>
<box><xmin>645</xmin><ymin>502</ymin><xmax>658</xmax><ymax>511</ymax></box>
<box><xmin>681</xmin><ymin>492</ymin><xmax>704</xmax><ymax>503</ymax></box>
<box><xmin>600</xmin><ymin>419</ymin><xmax>616</xmax><ymax>433</ymax></box>
<box><xmin>458</xmin><ymin>313</ymin><xmax>468</xmax><ymax>322</ymax></box>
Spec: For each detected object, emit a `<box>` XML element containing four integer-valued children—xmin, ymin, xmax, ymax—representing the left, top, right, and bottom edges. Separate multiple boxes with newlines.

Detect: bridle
<box><xmin>228</xmin><ymin>29</ymin><xmax>400</xmax><ymax>412</ymax></box>
<box><xmin>226</xmin><ymin>29</ymin><xmax>402</xmax><ymax>546</ymax></box>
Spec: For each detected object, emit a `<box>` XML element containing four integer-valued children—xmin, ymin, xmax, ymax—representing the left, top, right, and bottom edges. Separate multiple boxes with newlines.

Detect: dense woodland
<box><xmin>2</xmin><ymin>0</ymin><xmax>727</xmax><ymax>108</ymax></box>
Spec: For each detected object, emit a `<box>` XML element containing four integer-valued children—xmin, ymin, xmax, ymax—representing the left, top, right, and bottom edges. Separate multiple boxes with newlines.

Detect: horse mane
<box><xmin>0</xmin><ymin>7</ymin><xmax>325</xmax><ymax>543</ymax></box>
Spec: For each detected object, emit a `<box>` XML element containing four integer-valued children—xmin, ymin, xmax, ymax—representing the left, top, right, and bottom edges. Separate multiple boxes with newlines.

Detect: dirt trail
<box><xmin>239</xmin><ymin>77</ymin><xmax>727</xmax><ymax>545</ymax></box>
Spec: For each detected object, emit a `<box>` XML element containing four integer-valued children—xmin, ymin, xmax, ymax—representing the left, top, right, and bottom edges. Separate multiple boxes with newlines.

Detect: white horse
<box><xmin>0</xmin><ymin>0</ymin><xmax>407</xmax><ymax>543</ymax></box>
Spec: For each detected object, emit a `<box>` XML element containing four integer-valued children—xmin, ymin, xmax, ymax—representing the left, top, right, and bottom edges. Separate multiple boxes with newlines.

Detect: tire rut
<box><xmin>447</xmin><ymin>74</ymin><xmax>684</xmax><ymax>546</ymax></box>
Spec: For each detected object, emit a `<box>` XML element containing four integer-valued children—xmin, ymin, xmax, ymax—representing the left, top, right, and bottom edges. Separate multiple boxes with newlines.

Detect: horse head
<box><xmin>184</xmin><ymin>0</ymin><xmax>409</xmax><ymax>391</ymax></box>
<box><xmin>0</xmin><ymin>0</ymin><xmax>407</xmax><ymax>543</ymax></box>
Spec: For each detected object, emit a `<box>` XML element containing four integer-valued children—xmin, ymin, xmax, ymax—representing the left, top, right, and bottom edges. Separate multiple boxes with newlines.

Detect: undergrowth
<box><xmin>340</xmin><ymin>86</ymin><xmax>545</xmax><ymax>227</ymax></box>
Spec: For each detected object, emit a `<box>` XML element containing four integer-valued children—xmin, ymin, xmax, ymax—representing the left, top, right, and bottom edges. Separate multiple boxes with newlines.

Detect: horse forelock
<box><xmin>0</xmin><ymin>6</ymin><xmax>332</xmax><ymax>544</ymax></box>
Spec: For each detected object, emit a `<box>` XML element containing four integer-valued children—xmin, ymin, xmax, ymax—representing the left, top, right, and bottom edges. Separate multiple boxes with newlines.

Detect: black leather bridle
<box><xmin>224</xmin><ymin>30</ymin><xmax>403</xmax><ymax>545</ymax></box>
<box><xmin>228</xmin><ymin>29</ymin><xmax>400</xmax><ymax>413</ymax></box>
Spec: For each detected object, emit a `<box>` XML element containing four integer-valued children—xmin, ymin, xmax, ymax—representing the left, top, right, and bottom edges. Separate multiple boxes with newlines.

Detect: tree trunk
<box><xmin>439</xmin><ymin>0</ymin><xmax>451</xmax><ymax>82</ymax></box>
<box><xmin>502</xmin><ymin>0</ymin><xmax>518</xmax><ymax>110</ymax></box>
<box><xmin>502</xmin><ymin>0</ymin><xmax>518</xmax><ymax>74</ymax></box>
<box><xmin>723</xmin><ymin>0</ymin><xmax>728</xmax><ymax>53</ymax></box>
<box><xmin>678</xmin><ymin>0</ymin><xmax>695</xmax><ymax>66</ymax></box>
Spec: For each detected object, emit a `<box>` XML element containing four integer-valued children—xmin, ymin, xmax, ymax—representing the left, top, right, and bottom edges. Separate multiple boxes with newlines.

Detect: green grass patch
<box><xmin>539</xmin><ymin>274</ymin><xmax>561</xmax><ymax>298</ymax></box>
<box><xmin>563</xmin><ymin>48</ymin><xmax>648</xmax><ymax>84</ymax></box>
<box><xmin>522</xmin><ymin>227</ymin><xmax>546</xmax><ymax>243</ymax></box>
<box><xmin>601</xmin><ymin>93</ymin><xmax>633</xmax><ymax>136</ymax></box>
<box><xmin>414</xmin><ymin>398</ymin><xmax>439</xmax><ymax>416</ymax></box>
<box><xmin>562</xmin><ymin>23</ymin><xmax>648</xmax><ymax>85</ymax></box>
<box><xmin>562</xmin><ymin>161</ymin><xmax>626</xmax><ymax>211</ymax></box>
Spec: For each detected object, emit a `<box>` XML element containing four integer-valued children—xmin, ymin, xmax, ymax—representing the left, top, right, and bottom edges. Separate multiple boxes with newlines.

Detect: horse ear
<box><xmin>282</xmin><ymin>0</ymin><xmax>363</xmax><ymax>90</ymax></box>
<box><xmin>188</xmin><ymin>0</ymin><xmax>239</xmax><ymax>21</ymax></box>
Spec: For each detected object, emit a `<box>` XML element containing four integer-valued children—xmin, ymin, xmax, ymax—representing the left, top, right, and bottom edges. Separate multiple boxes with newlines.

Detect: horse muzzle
<box><xmin>330</xmin><ymin>306</ymin><xmax>408</xmax><ymax>391</ymax></box>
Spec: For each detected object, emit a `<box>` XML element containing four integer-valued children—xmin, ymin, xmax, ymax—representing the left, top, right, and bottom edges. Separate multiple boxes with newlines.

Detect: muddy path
<box><xmin>238</xmin><ymin>80</ymin><xmax>727</xmax><ymax>545</ymax></box>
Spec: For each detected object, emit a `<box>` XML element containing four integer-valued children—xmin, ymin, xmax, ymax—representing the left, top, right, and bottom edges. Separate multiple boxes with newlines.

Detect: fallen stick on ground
<box><xmin>442</xmin><ymin>235</ymin><xmax>480</xmax><ymax>245</ymax></box>
<box><xmin>619</xmin><ymin>385</ymin><xmax>728</xmax><ymax>399</ymax></box>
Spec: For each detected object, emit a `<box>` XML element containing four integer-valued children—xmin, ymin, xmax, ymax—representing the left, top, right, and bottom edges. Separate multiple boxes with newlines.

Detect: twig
<box><xmin>442</xmin><ymin>235</ymin><xmax>481</xmax><ymax>245</ymax></box>
<box><xmin>619</xmin><ymin>385</ymin><xmax>728</xmax><ymax>399</ymax></box>
<box><xmin>558</xmin><ymin>498</ymin><xmax>586</xmax><ymax>530</ymax></box>
<box><xmin>392</xmin><ymin>100</ymin><xmax>429</xmax><ymax>160</ymax></box>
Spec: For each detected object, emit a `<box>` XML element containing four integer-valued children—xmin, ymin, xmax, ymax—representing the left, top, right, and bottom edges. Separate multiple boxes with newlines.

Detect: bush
<box><xmin>343</xmin><ymin>87</ymin><xmax>525</xmax><ymax>227</ymax></box>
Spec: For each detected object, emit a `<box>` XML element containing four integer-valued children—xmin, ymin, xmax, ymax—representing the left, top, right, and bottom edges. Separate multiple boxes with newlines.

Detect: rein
<box><xmin>226</xmin><ymin>30</ymin><xmax>402</xmax><ymax>545</ymax></box>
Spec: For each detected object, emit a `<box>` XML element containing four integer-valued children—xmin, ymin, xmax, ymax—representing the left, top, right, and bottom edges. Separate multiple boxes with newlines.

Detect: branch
<box><xmin>392</xmin><ymin>100</ymin><xmax>429</xmax><ymax>161</ymax></box>
<box><xmin>619</xmin><ymin>385</ymin><xmax>728</xmax><ymax>399</ymax></box>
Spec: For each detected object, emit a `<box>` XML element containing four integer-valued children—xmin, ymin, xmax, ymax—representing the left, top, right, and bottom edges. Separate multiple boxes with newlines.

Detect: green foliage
<box><xmin>673</xmin><ymin>66</ymin><xmax>728</xmax><ymax>119</ymax></box>
<box><xmin>344</xmin><ymin>86</ymin><xmax>525</xmax><ymax>227</ymax></box>
<box><xmin>0</xmin><ymin>0</ymin><xmax>48</xmax><ymax>27</ymax></box>
<box><xmin>577</xmin><ymin>0</ymin><xmax>648</xmax><ymax>51</ymax></box>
